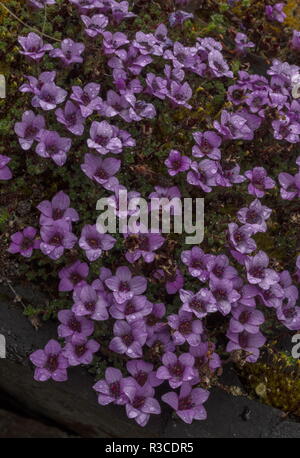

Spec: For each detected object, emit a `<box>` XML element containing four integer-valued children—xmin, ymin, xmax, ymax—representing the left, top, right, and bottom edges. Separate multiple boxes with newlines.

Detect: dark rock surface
<box><xmin>0</xmin><ymin>284</ymin><xmax>300</xmax><ymax>438</ymax></box>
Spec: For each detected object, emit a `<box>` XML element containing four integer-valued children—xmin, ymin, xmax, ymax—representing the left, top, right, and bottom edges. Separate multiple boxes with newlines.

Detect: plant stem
<box><xmin>0</xmin><ymin>2</ymin><xmax>60</xmax><ymax>42</ymax></box>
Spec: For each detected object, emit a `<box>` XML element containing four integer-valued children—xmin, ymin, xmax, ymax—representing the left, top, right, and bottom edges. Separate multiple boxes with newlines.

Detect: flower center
<box><xmin>170</xmin><ymin>362</ymin><xmax>184</xmax><ymax>377</ymax></box>
<box><xmin>135</xmin><ymin>371</ymin><xmax>148</xmax><ymax>387</ymax></box>
<box><xmin>178</xmin><ymin>320</ymin><xmax>192</xmax><ymax>335</ymax></box>
<box><xmin>68</xmin><ymin>317</ymin><xmax>82</xmax><ymax>332</ymax></box>
<box><xmin>178</xmin><ymin>395</ymin><xmax>194</xmax><ymax>410</ymax></box>
<box><xmin>45</xmin><ymin>354</ymin><xmax>59</xmax><ymax>372</ymax></box>
<box><xmin>132</xmin><ymin>396</ymin><xmax>145</xmax><ymax>410</ymax></box>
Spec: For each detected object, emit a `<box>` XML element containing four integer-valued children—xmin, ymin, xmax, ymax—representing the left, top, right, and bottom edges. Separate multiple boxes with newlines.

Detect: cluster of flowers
<box><xmin>5</xmin><ymin>0</ymin><xmax>300</xmax><ymax>427</ymax></box>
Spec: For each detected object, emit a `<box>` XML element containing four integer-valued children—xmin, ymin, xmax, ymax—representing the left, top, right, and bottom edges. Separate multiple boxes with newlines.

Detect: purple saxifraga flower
<box><xmin>55</xmin><ymin>101</ymin><xmax>85</xmax><ymax>136</ymax></box>
<box><xmin>226</xmin><ymin>329</ymin><xmax>266</xmax><ymax>363</ymax></box>
<box><xmin>57</xmin><ymin>310</ymin><xmax>94</xmax><ymax>339</ymax></box>
<box><xmin>208</xmin><ymin>50</ymin><xmax>233</xmax><ymax>78</ymax></box>
<box><xmin>58</xmin><ymin>260</ymin><xmax>89</xmax><ymax>292</ymax></box>
<box><xmin>296</xmin><ymin>256</ymin><xmax>300</xmax><ymax>283</ymax></box>
<box><xmin>126</xmin><ymin>360</ymin><xmax>162</xmax><ymax>388</ymax></box>
<box><xmin>166</xmin><ymin>81</ymin><xmax>193</xmax><ymax>109</ymax></box>
<box><xmin>235</xmin><ymin>33</ymin><xmax>255</xmax><ymax>55</ymax></box>
<box><xmin>164</xmin><ymin>149</ymin><xmax>191</xmax><ymax>176</ymax></box>
<box><xmin>179</xmin><ymin>289</ymin><xmax>217</xmax><ymax>319</ymax></box>
<box><xmin>165</xmin><ymin>269</ymin><xmax>184</xmax><ymax>295</ymax></box>
<box><xmin>87</xmin><ymin>120</ymin><xmax>123</xmax><ymax>155</ymax></box>
<box><xmin>81</xmin><ymin>153</ymin><xmax>120</xmax><ymax>190</ymax></box>
<box><xmin>109</xmin><ymin>295</ymin><xmax>152</xmax><ymax>323</ymax></box>
<box><xmin>81</xmin><ymin>14</ymin><xmax>109</xmax><ymax>37</ymax></box>
<box><xmin>29</xmin><ymin>340</ymin><xmax>68</xmax><ymax>382</ymax></box>
<box><xmin>105</xmin><ymin>266</ymin><xmax>147</xmax><ymax>304</ymax></box>
<box><xmin>192</xmin><ymin>131</ymin><xmax>222</xmax><ymax>160</ymax></box>
<box><xmin>72</xmin><ymin>284</ymin><xmax>109</xmax><ymax>321</ymax></box>
<box><xmin>37</xmin><ymin>191</ymin><xmax>79</xmax><ymax>226</ymax></box>
<box><xmin>276</xmin><ymin>303</ymin><xmax>300</xmax><ymax>331</ymax></box>
<box><xmin>40</xmin><ymin>221</ymin><xmax>77</xmax><ymax>260</ymax></box>
<box><xmin>228</xmin><ymin>223</ymin><xmax>256</xmax><ymax>254</ymax></box>
<box><xmin>210</xmin><ymin>278</ymin><xmax>241</xmax><ymax>315</ymax></box>
<box><xmin>14</xmin><ymin>110</ymin><xmax>45</xmax><ymax>150</ymax></box>
<box><xmin>145</xmin><ymin>73</ymin><xmax>168</xmax><ymax>100</ymax></box>
<box><xmin>144</xmin><ymin>302</ymin><xmax>166</xmax><ymax>337</ymax></box>
<box><xmin>79</xmin><ymin>224</ymin><xmax>116</xmax><ymax>261</ymax></box>
<box><xmin>70</xmin><ymin>83</ymin><xmax>103</xmax><ymax>118</ymax></box>
<box><xmin>245</xmin><ymin>167</ymin><xmax>276</xmax><ymax>198</ymax></box>
<box><xmin>187</xmin><ymin>160</ymin><xmax>218</xmax><ymax>193</ymax></box>
<box><xmin>229</xmin><ymin>305</ymin><xmax>264</xmax><ymax>334</ymax></box>
<box><xmin>146</xmin><ymin>328</ymin><xmax>175</xmax><ymax>354</ymax></box>
<box><xmin>50</xmin><ymin>39</ymin><xmax>85</xmax><ymax>66</ymax></box>
<box><xmin>207</xmin><ymin>254</ymin><xmax>237</xmax><ymax>282</ymax></box>
<box><xmin>169</xmin><ymin>10</ymin><xmax>194</xmax><ymax>27</ymax></box>
<box><xmin>214</xmin><ymin>110</ymin><xmax>260</xmax><ymax>141</ymax></box>
<box><xmin>124</xmin><ymin>383</ymin><xmax>161</xmax><ymax>427</ymax></box>
<box><xmin>102</xmin><ymin>31</ymin><xmax>129</xmax><ymax>55</ymax></box>
<box><xmin>0</xmin><ymin>155</ymin><xmax>12</xmax><ymax>180</ymax></box>
<box><xmin>108</xmin><ymin>46</ymin><xmax>152</xmax><ymax>76</ymax></box>
<box><xmin>237</xmin><ymin>199</ymin><xmax>272</xmax><ymax>233</ymax></box>
<box><xmin>156</xmin><ymin>352</ymin><xmax>197</xmax><ymax>389</ymax></box>
<box><xmin>31</xmin><ymin>82</ymin><xmax>67</xmax><ymax>111</ymax></box>
<box><xmin>265</xmin><ymin>3</ymin><xmax>286</xmax><ymax>23</ymax></box>
<box><xmin>245</xmin><ymin>251</ymin><xmax>280</xmax><ymax>290</ymax></box>
<box><xmin>162</xmin><ymin>382</ymin><xmax>209</xmax><ymax>424</ymax></box>
<box><xmin>292</xmin><ymin>31</ymin><xmax>300</xmax><ymax>51</ymax></box>
<box><xmin>36</xmin><ymin>130</ymin><xmax>71</xmax><ymax>166</ymax></box>
<box><xmin>272</xmin><ymin>117</ymin><xmax>300</xmax><ymax>144</ymax></box>
<box><xmin>168</xmin><ymin>310</ymin><xmax>203</xmax><ymax>346</ymax></box>
<box><xmin>8</xmin><ymin>227</ymin><xmax>40</xmax><ymax>258</ymax></box>
<box><xmin>110</xmin><ymin>1</ymin><xmax>136</xmax><ymax>25</ymax></box>
<box><xmin>278</xmin><ymin>172</ymin><xmax>300</xmax><ymax>200</ymax></box>
<box><xmin>181</xmin><ymin>247</ymin><xmax>212</xmax><ymax>281</ymax></box>
<box><xmin>18</xmin><ymin>32</ymin><xmax>53</xmax><ymax>61</ymax></box>
<box><xmin>63</xmin><ymin>335</ymin><xmax>100</xmax><ymax>366</ymax></box>
<box><xmin>124</xmin><ymin>232</ymin><xmax>165</xmax><ymax>264</ymax></box>
<box><xmin>216</xmin><ymin>164</ymin><xmax>245</xmax><ymax>187</ymax></box>
<box><xmin>109</xmin><ymin>319</ymin><xmax>147</xmax><ymax>358</ymax></box>
<box><xmin>190</xmin><ymin>342</ymin><xmax>221</xmax><ymax>374</ymax></box>
<box><xmin>19</xmin><ymin>71</ymin><xmax>56</xmax><ymax>96</ymax></box>
<box><xmin>93</xmin><ymin>367</ymin><xmax>136</xmax><ymax>406</ymax></box>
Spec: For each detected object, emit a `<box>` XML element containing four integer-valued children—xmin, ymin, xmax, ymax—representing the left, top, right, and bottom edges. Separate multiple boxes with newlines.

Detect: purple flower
<box><xmin>126</xmin><ymin>360</ymin><xmax>162</xmax><ymax>388</ymax></box>
<box><xmin>169</xmin><ymin>10</ymin><xmax>194</xmax><ymax>27</ymax></box>
<box><xmin>207</xmin><ymin>255</ymin><xmax>237</xmax><ymax>282</ymax></box>
<box><xmin>124</xmin><ymin>232</ymin><xmax>165</xmax><ymax>264</ymax></box>
<box><xmin>19</xmin><ymin>71</ymin><xmax>56</xmax><ymax>96</ymax></box>
<box><xmin>216</xmin><ymin>164</ymin><xmax>245</xmax><ymax>187</ymax></box>
<box><xmin>50</xmin><ymin>39</ymin><xmax>85</xmax><ymax>66</ymax></box>
<box><xmin>156</xmin><ymin>352</ymin><xmax>197</xmax><ymax>389</ymax></box>
<box><xmin>29</xmin><ymin>340</ymin><xmax>68</xmax><ymax>382</ymax></box>
<box><xmin>145</xmin><ymin>73</ymin><xmax>168</xmax><ymax>100</ymax></box>
<box><xmin>109</xmin><ymin>320</ymin><xmax>147</xmax><ymax>358</ymax></box>
<box><xmin>226</xmin><ymin>330</ymin><xmax>266</xmax><ymax>362</ymax></box>
<box><xmin>81</xmin><ymin>153</ymin><xmax>120</xmax><ymax>190</ymax></box>
<box><xmin>18</xmin><ymin>32</ymin><xmax>53</xmax><ymax>61</ymax></box>
<box><xmin>40</xmin><ymin>221</ymin><xmax>77</xmax><ymax>260</ymax></box>
<box><xmin>164</xmin><ymin>42</ymin><xmax>196</xmax><ymax>69</ymax></box>
<box><xmin>237</xmin><ymin>199</ymin><xmax>272</xmax><ymax>233</ymax></box>
<box><xmin>146</xmin><ymin>328</ymin><xmax>175</xmax><ymax>354</ymax></box>
<box><xmin>110</xmin><ymin>1</ymin><xmax>136</xmax><ymax>24</ymax></box>
<box><xmin>36</xmin><ymin>130</ymin><xmax>71</xmax><ymax>166</ymax></box>
<box><xmin>296</xmin><ymin>256</ymin><xmax>300</xmax><ymax>283</ymax></box>
<box><xmin>291</xmin><ymin>31</ymin><xmax>300</xmax><ymax>51</ymax></box>
<box><xmin>32</xmin><ymin>82</ymin><xmax>67</xmax><ymax>111</ymax></box>
<box><xmin>81</xmin><ymin>14</ymin><xmax>109</xmax><ymax>37</ymax></box>
<box><xmin>124</xmin><ymin>383</ymin><xmax>161</xmax><ymax>427</ymax></box>
<box><xmin>168</xmin><ymin>310</ymin><xmax>203</xmax><ymax>346</ymax></box>
<box><xmin>58</xmin><ymin>260</ymin><xmax>89</xmax><ymax>292</ymax></box>
<box><xmin>190</xmin><ymin>342</ymin><xmax>221</xmax><ymax>373</ymax></box>
<box><xmin>108</xmin><ymin>46</ymin><xmax>152</xmax><ymax>76</ymax></box>
<box><xmin>245</xmin><ymin>251</ymin><xmax>280</xmax><ymax>290</ymax></box>
<box><xmin>214</xmin><ymin>110</ymin><xmax>260</xmax><ymax>140</ymax></box>
<box><xmin>162</xmin><ymin>382</ymin><xmax>209</xmax><ymax>424</ymax></box>
<box><xmin>272</xmin><ymin>117</ymin><xmax>300</xmax><ymax>144</ymax></box>
<box><xmin>276</xmin><ymin>303</ymin><xmax>300</xmax><ymax>331</ymax></box>
<box><xmin>133</xmin><ymin>31</ymin><xmax>162</xmax><ymax>56</ymax></box>
<box><xmin>245</xmin><ymin>167</ymin><xmax>276</xmax><ymax>198</ymax></box>
<box><xmin>165</xmin><ymin>269</ymin><xmax>184</xmax><ymax>295</ymax></box>
<box><xmin>210</xmin><ymin>279</ymin><xmax>241</xmax><ymax>315</ymax></box>
<box><xmin>8</xmin><ymin>227</ymin><xmax>40</xmax><ymax>258</ymax></box>
<box><xmin>70</xmin><ymin>83</ymin><xmax>103</xmax><ymax>118</ymax></box>
<box><xmin>235</xmin><ymin>33</ymin><xmax>255</xmax><ymax>55</ymax></box>
<box><xmin>110</xmin><ymin>295</ymin><xmax>152</xmax><ymax>323</ymax></box>
<box><xmin>166</xmin><ymin>81</ymin><xmax>193</xmax><ymax>109</ymax></box>
<box><xmin>181</xmin><ymin>247</ymin><xmax>212</xmax><ymax>281</ymax></box>
<box><xmin>208</xmin><ymin>50</ymin><xmax>233</xmax><ymax>78</ymax></box>
<box><xmin>105</xmin><ymin>266</ymin><xmax>147</xmax><ymax>304</ymax></box>
<box><xmin>102</xmin><ymin>31</ymin><xmax>129</xmax><ymax>55</ymax></box>
<box><xmin>57</xmin><ymin>309</ymin><xmax>94</xmax><ymax>339</ymax></box>
<box><xmin>179</xmin><ymin>288</ymin><xmax>217</xmax><ymax>318</ymax></box>
<box><xmin>93</xmin><ymin>367</ymin><xmax>136</xmax><ymax>405</ymax></box>
<box><xmin>0</xmin><ymin>155</ymin><xmax>12</xmax><ymax>180</ymax></box>
<box><xmin>278</xmin><ymin>172</ymin><xmax>300</xmax><ymax>200</ymax></box>
<box><xmin>187</xmin><ymin>160</ymin><xmax>218</xmax><ymax>192</ymax></box>
<box><xmin>87</xmin><ymin>120</ymin><xmax>123</xmax><ymax>155</ymax></box>
<box><xmin>265</xmin><ymin>3</ymin><xmax>286</xmax><ymax>23</ymax></box>
<box><xmin>63</xmin><ymin>335</ymin><xmax>100</xmax><ymax>366</ymax></box>
<box><xmin>165</xmin><ymin>149</ymin><xmax>190</xmax><ymax>176</ymax></box>
<box><xmin>125</xmin><ymin>98</ymin><xmax>157</xmax><ymax>123</ymax></box>
<box><xmin>228</xmin><ymin>223</ymin><xmax>257</xmax><ymax>254</ymax></box>
<box><xmin>14</xmin><ymin>110</ymin><xmax>45</xmax><ymax>150</ymax></box>
<box><xmin>258</xmin><ymin>283</ymin><xmax>284</xmax><ymax>309</ymax></box>
<box><xmin>79</xmin><ymin>224</ymin><xmax>116</xmax><ymax>261</ymax></box>
<box><xmin>229</xmin><ymin>305</ymin><xmax>264</xmax><ymax>334</ymax></box>
<box><xmin>55</xmin><ymin>101</ymin><xmax>85</xmax><ymax>136</ymax></box>
<box><xmin>192</xmin><ymin>131</ymin><xmax>222</xmax><ymax>160</ymax></box>
<box><xmin>37</xmin><ymin>191</ymin><xmax>79</xmax><ymax>226</ymax></box>
<box><xmin>72</xmin><ymin>284</ymin><xmax>109</xmax><ymax>320</ymax></box>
